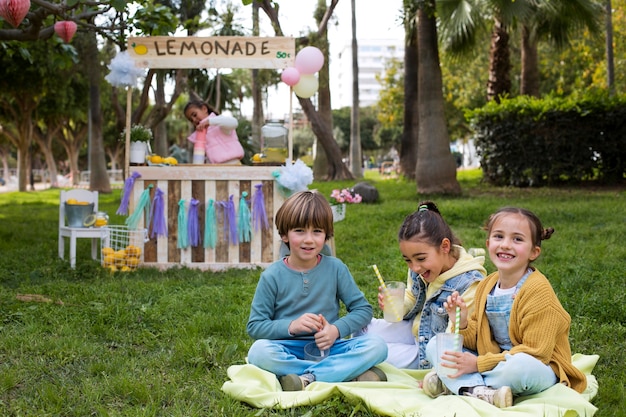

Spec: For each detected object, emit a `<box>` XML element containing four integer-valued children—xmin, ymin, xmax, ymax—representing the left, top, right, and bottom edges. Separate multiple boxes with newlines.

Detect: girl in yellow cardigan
<box><xmin>422</xmin><ymin>207</ymin><xmax>586</xmax><ymax>408</ymax></box>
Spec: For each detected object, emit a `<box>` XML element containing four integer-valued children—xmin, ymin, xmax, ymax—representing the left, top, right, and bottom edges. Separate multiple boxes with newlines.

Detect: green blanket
<box><xmin>222</xmin><ymin>353</ymin><xmax>599</xmax><ymax>416</ymax></box>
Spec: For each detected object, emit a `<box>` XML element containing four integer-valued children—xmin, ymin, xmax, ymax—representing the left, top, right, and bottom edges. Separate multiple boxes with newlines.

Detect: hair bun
<box><xmin>542</xmin><ymin>227</ymin><xmax>555</xmax><ymax>240</ymax></box>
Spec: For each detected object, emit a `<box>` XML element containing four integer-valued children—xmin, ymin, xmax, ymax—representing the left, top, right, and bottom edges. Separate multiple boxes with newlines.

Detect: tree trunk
<box><xmin>605</xmin><ymin>0</ymin><xmax>615</xmax><ymax>95</ymax></box>
<box><xmin>83</xmin><ymin>29</ymin><xmax>111</xmax><ymax>193</ymax></box>
<box><xmin>415</xmin><ymin>2</ymin><xmax>461</xmax><ymax>195</ymax></box>
<box><xmin>154</xmin><ymin>71</ymin><xmax>168</xmax><ymax>157</ymax></box>
<box><xmin>315</xmin><ymin>0</ymin><xmax>334</xmax><ymax>178</ymax></box>
<box><xmin>349</xmin><ymin>0</ymin><xmax>362</xmax><ymax>177</ymax></box>
<box><xmin>251</xmin><ymin>0</ymin><xmax>264</xmax><ymax>153</ymax></box>
<box><xmin>400</xmin><ymin>8</ymin><xmax>418</xmax><ymax>180</ymax></box>
<box><xmin>487</xmin><ymin>18</ymin><xmax>511</xmax><ymax>103</ymax></box>
<box><xmin>520</xmin><ymin>25</ymin><xmax>540</xmax><ymax>97</ymax></box>
<box><xmin>259</xmin><ymin>0</ymin><xmax>350</xmax><ymax>180</ymax></box>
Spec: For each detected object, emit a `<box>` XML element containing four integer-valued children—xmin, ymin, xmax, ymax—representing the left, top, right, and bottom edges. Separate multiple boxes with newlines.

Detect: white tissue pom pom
<box><xmin>274</xmin><ymin>159</ymin><xmax>313</xmax><ymax>195</ymax></box>
<box><xmin>105</xmin><ymin>51</ymin><xmax>146</xmax><ymax>87</ymax></box>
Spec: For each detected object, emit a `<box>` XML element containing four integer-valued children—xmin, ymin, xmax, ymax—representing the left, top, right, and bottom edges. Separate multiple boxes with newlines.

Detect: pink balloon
<box><xmin>294</xmin><ymin>46</ymin><xmax>324</xmax><ymax>75</ymax></box>
<box><xmin>54</xmin><ymin>21</ymin><xmax>77</xmax><ymax>43</ymax></box>
<box><xmin>0</xmin><ymin>0</ymin><xmax>30</xmax><ymax>28</ymax></box>
<box><xmin>281</xmin><ymin>67</ymin><xmax>301</xmax><ymax>87</ymax></box>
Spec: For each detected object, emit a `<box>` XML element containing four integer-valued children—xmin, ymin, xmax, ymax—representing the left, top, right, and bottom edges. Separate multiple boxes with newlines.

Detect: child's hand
<box><xmin>444</xmin><ymin>291</ymin><xmax>468</xmax><ymax>331</ymax></box>
<box><xmin>441</xmin><ymin>351</ymin><xmax>479</xmax><ymax>378</ymax></box>
<box><xmin>288</xmin><ymin>313</ymin><xmax>323</xmax><ymax>336</ymax></box>
<box><xmin>377</xmin><ymin>286</ymin><xmax>385</xmax><ymax>310</ymax></box>
<box><xmin>313</xmin><ymin>314</ymin><xmax>339</xmax><ymax>351</ymax></box>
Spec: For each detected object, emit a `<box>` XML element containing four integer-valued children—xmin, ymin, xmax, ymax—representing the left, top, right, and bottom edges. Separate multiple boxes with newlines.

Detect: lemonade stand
<box><xmin>118</xmin><ymin>36</ymin><xmax>296</xmax><ymax>270</ymax></box>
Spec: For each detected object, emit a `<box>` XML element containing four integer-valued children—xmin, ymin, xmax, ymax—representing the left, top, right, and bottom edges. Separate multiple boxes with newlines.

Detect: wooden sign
<box><xmin>127</xmin><ymin>36</ymin><xmax>295</xmax><ymax>69</ymax></box>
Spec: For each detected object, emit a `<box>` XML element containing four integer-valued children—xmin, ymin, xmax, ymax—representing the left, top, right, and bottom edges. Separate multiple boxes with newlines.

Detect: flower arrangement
<box><xmin>120</xmin><ymin>124</ymin><xmax>153</xmax><ymax>143</ymax></box>
<box><xmin>329</xmin><ymin>188</ymin><xmax>362</xmax><ymax>205</ymax></box>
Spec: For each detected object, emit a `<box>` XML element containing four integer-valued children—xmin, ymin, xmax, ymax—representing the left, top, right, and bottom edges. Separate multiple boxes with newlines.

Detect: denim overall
<box><xmin>426</xmin><ymin>268</ymin><xmax>558</xmax><ymax>395</ymax></box>
<box><xmin>406</xmin><ymin>270</ymin><xmax>484</xmax><ymax>369</ymax></box>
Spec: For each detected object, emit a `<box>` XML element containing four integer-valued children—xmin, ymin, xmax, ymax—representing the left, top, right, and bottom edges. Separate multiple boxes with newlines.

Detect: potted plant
<box><xmin>121</xmin><ymin>124</ymin><xmax>153</xmax><ymax>164</ymax></box>
<box><xmin>329</xmin><ymin>188</ymin><xmax>362</xmax><ymax>222</ymax></box>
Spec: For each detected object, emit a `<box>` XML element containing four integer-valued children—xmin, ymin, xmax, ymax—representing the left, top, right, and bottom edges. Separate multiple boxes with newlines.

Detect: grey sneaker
<box><xmin>279</xmin><ymin>374</ymin><xmax>312</xmax><ymax>391</ymax></box>
<box><xmin>422</xmin><ymin>370</ymin><xmax>451</xmax><ymax>398</ymax></box>
<box><xmin>464</xmin><ymin>385</ymin><xmax>513</xmax><ymax>408</ymax></box>
<box><xmin>353</xmin><ymin>366</ymin><xmax>387</xmax><ymax>382</ymax></box>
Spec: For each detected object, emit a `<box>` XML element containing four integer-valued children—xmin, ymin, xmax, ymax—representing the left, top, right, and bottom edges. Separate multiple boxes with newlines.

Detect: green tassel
<box><xmin>238</xmin><ymin>192</ymin><xmax>252</xmax><ymax>243</ymax></box>
<box><xmin>177</xmin><ymin>199</ymin><xmax>188</xmax><ymax>249</ymax></box>
<box><xmin>125</xmin><ymin>184</ymin><xmax>153</xmax><ymax>230</ymax></box>
<box><xmin>204</xmin><ymin>199</ymin><xmax>217</xmax><ymax>249</ymax></box>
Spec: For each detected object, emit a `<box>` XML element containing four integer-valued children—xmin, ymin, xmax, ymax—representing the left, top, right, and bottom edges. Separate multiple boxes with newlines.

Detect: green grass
<box><xmin>0</xmin><ymin>170</ymin><xmax>624</xmax><ymax>416</ymax></box>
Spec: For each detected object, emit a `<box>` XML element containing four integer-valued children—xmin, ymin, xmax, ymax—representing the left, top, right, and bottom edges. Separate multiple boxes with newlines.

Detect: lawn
<box><xmin>0</xmin><ymin>170</ymin><xmax>624</xmax><ymax>416</ymax></box>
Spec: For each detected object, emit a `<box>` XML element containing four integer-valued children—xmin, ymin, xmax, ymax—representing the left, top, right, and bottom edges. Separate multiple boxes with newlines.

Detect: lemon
<box><xmin>163</xmin><ymin>157</ymin><xmax>178</xmax><ymax>165</ymax></box>
<box><xmin>150</xmin><ymin>155</ymin><xmax>163</xmax><ymax>164</ymax></box>
<box><xmin>252</xmin><ymin>153</ymin><xmax>262</xmax><ymax>163</ymax></box>
<box><xmin>66</xmin><ymin>198</ymin><xmax>78</xmax><ymax>204</ymax></box>
<box><xmin>133</xmin><ymin>44</ymin><xmax>148</xmax><ymax>55</ymax></box>
<box><xmin>102</xmin><ymin>247</ymin><xmax>115</xmax><ymax>257</ymax></box>
<box><xmin>83</xmin><ymin>213</ymin><xmax>97</xmax><ymax>227</ymax></box>
<box><xmin>107</xmin><ymin>265</ymin><xmax>118</xmax><ymax>273</ymax></box>
<box><xmin>103</xmin><ymin>254</ymin><xmax>116</xmax><ymax>266</ymax></box>
<box><xmin>126</xmin><ymin>257</ymin><xmax>140</xmax><ymax>268</ymax></box>
<box><xmin>120</xmin><ymin>266</ymin><xmax>132</xmax><ymax>272</ymax></box>
<box><xmin>125</xmin><ymin>245</ymin><xmax>141</xmax><ymax>257</ymax></box>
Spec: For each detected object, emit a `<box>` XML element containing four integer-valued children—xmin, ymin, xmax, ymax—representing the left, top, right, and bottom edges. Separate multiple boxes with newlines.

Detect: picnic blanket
<box><xmin>222</xmin><ymin>353</ymin><xmax>599</xmax><ymax>416</ymax></box>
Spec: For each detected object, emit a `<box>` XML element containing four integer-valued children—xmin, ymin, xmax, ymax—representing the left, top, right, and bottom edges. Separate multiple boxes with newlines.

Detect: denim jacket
<box><xmin>405</xmin><ymin>269</ymin><xmax>484</xmax><ymax>369</ymax></box>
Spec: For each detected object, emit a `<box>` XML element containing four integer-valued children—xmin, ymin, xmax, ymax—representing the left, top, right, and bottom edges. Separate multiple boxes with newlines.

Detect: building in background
<box><xmin>330</xmin><ymin>38</ymin><xmax>404</xmax><ymax>109</ymax></box>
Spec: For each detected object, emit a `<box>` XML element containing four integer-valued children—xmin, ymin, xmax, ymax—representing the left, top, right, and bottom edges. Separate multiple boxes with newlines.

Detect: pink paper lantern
<box><xmin>280</xmin><ymin>67</ymin><xmax>301</xmax><ymax>87</ymax></box>
<box><xmin>54</xmin><ymin>20</ymin><xmax>77</xmax><ymax>43</ymax></box>
<box><xmin>0</xmin><ymin>0</ymin><xmax>30</xmax><ymax>28</ymax></box>
<box><xmin>294</xmin><ymin>46</ymin><xmax>324</xmax><ymax>75</ymax></box>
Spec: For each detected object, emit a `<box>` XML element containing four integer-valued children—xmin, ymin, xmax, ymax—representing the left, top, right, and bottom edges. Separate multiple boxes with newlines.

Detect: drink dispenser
<box><xmin>261</xmin><ymin>120</ymin><xmax>288</xmax><ymax>164</ymax></box>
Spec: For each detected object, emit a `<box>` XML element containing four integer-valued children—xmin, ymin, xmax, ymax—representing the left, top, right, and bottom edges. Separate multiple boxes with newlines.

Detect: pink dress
<box><xmin>187</xmin><ymin>113</ymin><xmax>244</xmax><ymax>164</ymax></box>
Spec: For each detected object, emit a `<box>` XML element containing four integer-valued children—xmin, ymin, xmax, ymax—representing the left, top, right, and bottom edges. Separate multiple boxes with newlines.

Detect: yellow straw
<box><xmin>372</xmin><ymin>265</ymin><xmax>402</xmax><ymax>321</ymax></box>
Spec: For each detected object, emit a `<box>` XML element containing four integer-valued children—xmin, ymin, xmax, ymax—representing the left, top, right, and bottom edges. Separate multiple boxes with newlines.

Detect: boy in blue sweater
<box><xmin>247</xmin><ymin>190</ymin><xmax>388</xmax><ymax>391</ymax></box>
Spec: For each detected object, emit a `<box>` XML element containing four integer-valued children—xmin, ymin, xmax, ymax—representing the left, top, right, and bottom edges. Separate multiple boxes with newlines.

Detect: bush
<box><xmin>467</xmin><ymin>92</ymin><xmax>626</xmax><ymax>186</ymax></box>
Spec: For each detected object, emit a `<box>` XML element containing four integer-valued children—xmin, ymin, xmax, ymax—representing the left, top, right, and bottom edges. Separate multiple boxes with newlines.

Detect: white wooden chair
<box><xmin>58</xmin><ymin>189</ymin><xmax>105</xmax><ymax>268</ymax></box>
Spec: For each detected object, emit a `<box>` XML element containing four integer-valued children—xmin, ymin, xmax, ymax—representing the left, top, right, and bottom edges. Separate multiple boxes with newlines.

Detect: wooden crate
<box><xmin>128</xmin><ymin>166</ymin><xmax>284</xmax><ymax>270</ymax></box>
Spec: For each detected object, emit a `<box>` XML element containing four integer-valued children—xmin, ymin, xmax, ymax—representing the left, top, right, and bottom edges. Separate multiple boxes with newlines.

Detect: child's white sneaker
<box><xmin>464</xmin><ymin>385</ymin><xmax>513</xmax><ymax>408</ymax></box>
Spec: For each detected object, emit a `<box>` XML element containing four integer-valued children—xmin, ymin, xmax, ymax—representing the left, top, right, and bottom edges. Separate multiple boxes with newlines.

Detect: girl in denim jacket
<box><xmin>357</xmin><ymin>201</ymin><xmax>486</xmax><ymax>369</ymax></box>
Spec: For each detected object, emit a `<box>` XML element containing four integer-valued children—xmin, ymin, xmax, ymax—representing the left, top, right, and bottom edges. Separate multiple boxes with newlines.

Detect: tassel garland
<box><xmin>117</xmin><ymin>171</ymin><xmax>141</xmax><ymax>215</ymax></box>
<box><xmin>177</xmin><ymin>199</ymin><xmax>188</xmax><ymax>249</ymax></box>
<box><xmin>204</xmin><ymin>199</ymin><xmax>217</xmax><ymax>249</ymax></box>
<box><xmin>149</xmin><ymin>187</ymin><xmax>168</xmax><ymax>238</ymax></box>
<box><xmin>125</xmin><ymin>184</ymin><xmax>152</xmax><ymax>229</ymax></box>
<box><xmin>238</xmin><ymin>192</ymin><xmax>252</xmax><ymax>243</ymax></box>
<box><xmin>187</xmin><ymin>198</ymin><xmax>201</xmax><ymax>247</ymax></box>
<box><xmin>252</xmin><ymin>184</ymin><xmax>269</xmax><ymax>231</ymax></box>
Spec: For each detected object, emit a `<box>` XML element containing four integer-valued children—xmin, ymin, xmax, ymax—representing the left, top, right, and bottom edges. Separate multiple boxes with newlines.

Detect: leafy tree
<box><xmin>376</xmin><ymin>56</ymin><xmax>404</xmax><ymax>151</ymax></box>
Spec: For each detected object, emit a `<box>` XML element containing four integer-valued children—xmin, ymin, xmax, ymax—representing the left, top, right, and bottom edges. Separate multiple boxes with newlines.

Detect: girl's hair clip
<box><xmin>418</xmin><ymin>204</ymin><xmax>428</xmax><ymax>212</ymax></box>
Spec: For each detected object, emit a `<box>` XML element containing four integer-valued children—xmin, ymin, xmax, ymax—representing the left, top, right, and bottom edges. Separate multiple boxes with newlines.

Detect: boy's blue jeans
<box><xmin>425</xmin><ymin>335</ymin><xmax>557</xmax><ymax>395</ymax></box>
<box><xmin>248</xmin><ymin>334</ymin><xmax>388</xmax><ymax>382</ymax></box>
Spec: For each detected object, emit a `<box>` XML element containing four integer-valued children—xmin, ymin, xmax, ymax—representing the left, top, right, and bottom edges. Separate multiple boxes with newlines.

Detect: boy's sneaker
<box><xmin>422</xmin><ymin>370</ymin><xmax>451</xmax><ymax>397</ymax></box>
<box><xmin>464</xmin><ymin>385</ymin><xmax>513</xmax><ymax>408</ymax></box>
<box><xmin>353</xmin><ymin>366</ymin><xmax>387</xmax><ymax>382</ymax></box>
<box><xmin>279</xmin><ymin>373</ymin><xmax>314</xmax><ymax>391</ymax></box>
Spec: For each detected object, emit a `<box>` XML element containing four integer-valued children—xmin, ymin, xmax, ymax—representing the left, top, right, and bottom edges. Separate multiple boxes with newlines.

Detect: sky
<box><xmin>240</xmin><ymin>0</ymin><xmax>405</xmax><ymax>118</ymax></box>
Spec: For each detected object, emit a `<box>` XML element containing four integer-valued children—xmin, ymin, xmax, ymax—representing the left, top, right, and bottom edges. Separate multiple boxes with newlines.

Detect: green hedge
<box><xmin>467</xmin><ymin>92</ymin><xmax>626</xmax><ymax>186</ymax></box>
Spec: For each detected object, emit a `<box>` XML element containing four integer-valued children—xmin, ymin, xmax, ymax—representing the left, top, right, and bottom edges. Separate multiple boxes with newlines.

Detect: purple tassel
<box><xmin>252</xmin><ymin>184</ymin><xmax>270</xmax><ymax>231</ymax></box>
<box><xmin>150</xmin><ymin>187</ymin><xmax>167</xmax><ymax>238</ymax></box>
<box><xmin>117</xmin><ymin>171</ymin><xmax>141</xmax><ymax>215</ymax></box>
<box><xmin>187</xmin><ymin>198</ymin><xmax>201</xmax><ymax>247</ymax></box>
<box><xmin>227</xmin><ymin>195</ymin><xmax>238</xmax><ymax>245</ymax></box>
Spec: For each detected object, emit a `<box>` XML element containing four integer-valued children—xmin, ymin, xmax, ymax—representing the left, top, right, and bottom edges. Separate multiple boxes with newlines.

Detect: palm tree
<box><xmin>349</xmin><ymin>0</ymin><xmax>363</xmax><ymax>177</ymax></box>
<box><xmin>415</xmin><ymin>1</ymin><xmax>461</xmax><ymax>194</ymax></box>
<box><xmin>437</xmin><ymin>0</ymin><xmax>601</xmax><ymax>100</ymax></box>
<box><xmin>400</xmin><ymin>0</ymin><xmax>419</xmax><ymax>180</ymax></box>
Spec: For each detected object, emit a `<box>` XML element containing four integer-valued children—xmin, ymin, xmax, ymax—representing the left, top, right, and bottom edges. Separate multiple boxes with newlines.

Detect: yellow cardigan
<box><xmin>460</xmin><ymin>268</ymin><xmax>587</xmax><ymax>393</ymax></box>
